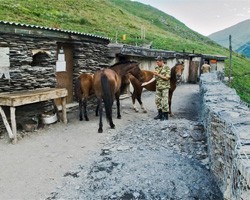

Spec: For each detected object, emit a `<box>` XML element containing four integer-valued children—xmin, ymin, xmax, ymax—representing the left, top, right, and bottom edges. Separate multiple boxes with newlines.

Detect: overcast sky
<box><xmin>134</xmin><ymin>0</ymin><xmax>250</xmax><ymax>36</ymax></box>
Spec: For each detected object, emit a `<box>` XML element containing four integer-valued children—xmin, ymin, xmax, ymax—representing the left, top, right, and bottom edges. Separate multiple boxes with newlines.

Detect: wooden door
<box><xmin>188</xmin><ymin>61</ymin><xmax>199</xmax><ymax>83</ymax></box>
<box><xmin>56</xmin><ymin>45</ymin><xmax>73</xmax><ymax>103</ymax></box>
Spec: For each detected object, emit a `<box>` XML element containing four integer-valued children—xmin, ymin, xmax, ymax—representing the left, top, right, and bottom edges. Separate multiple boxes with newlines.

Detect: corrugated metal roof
<box><xmin>0</xmin><ymin>20</ymin><xmax>110</xmax><ymax>41</ymax></box>
<box><xmin>108</xmin><ymin>44</ymin><xmax>228</xmax><ymax>60</ymax></box>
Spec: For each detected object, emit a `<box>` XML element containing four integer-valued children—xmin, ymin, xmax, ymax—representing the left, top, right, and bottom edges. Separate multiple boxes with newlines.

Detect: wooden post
<box><xmin>61</xmin><ymin>97</ymin><xmax>67</xmax><ymax>124</ymax></box>
<box><xmin>229</xmin><ymin>35</ymin><xmax>232</xmax><ymax>85</ymax></box>
<box><xmin>0</xmin><ymin>106</ymin><xmax>14</xmax><ymax>139</ymax></box>
<box><xmin>10</xmin><ymin>107</ymin><xmax>17</xmax><ymax>144</ymax></box>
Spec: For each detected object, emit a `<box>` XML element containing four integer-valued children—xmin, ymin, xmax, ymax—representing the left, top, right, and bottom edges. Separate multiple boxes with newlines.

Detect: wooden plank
<box><xmin>0</xmin><ymin>106</ymin><xmax>14</xmax><ymax>139</ymax></box>
<box><xmin>0</xmin><ymin>88</ymin><xmax>68</xmax><ymax>106</ymax></box>
<box><xmin>10</xmin><ymin>107</ymin><xmax>17</xmax><ymax>144</ymax></box>
<box><xmin>12</xmin><ymin>96</ymin><xmax>40</xmax><ymax>106</ymax></box>
<box><xmin>61</xmin><ymin>97</ymin><xmax>67</xmax><ymax>124</ymax></box>
<box><xmin>0</xmin><ymin>88</ymin><xmax>68</xmax><ymax>143</ymax></box>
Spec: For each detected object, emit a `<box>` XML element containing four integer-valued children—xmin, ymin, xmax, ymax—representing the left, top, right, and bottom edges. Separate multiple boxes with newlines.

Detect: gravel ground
<box><xmin>45</xmin><ymin>84</ymin><xmax>223</xmax><ymax>200</ymax></box>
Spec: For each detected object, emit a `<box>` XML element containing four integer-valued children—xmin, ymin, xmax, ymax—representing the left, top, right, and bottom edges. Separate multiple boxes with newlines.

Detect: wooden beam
<box><xmin>0</xmin><ymin>106</ymin><xmax>14</xmax><ymax>139</ymax></box>
<box><xmin>10</xmin><ymin>107</ymin><xmax>17</xmax><ymax>144</ymax></box>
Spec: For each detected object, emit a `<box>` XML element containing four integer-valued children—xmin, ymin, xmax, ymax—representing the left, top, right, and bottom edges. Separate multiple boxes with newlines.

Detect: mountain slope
<box><xmin>0</xmin><ymin>0</ymin><xmax>249</xmax><ymax>103</ymax></box>
<box><xmin>236</xmin><ymin>42</ymin><xmax>250</xmax><ymax>58</ymax></box>
<box><xmin>209</xmin><ymin>19</ymin><xmax>250</xmax><ymax>57</ymax></box>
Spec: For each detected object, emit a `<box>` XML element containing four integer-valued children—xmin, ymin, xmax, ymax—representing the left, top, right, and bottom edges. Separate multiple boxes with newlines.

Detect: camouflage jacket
<box><xmin>155</xmin><ymin>65</ymin><xmax>171</xmax><ymax>89</ymax></box>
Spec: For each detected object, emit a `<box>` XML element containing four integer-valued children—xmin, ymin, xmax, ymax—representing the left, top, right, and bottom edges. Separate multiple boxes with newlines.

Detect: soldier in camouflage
<box><xmin>142</xmin><ymin>56</ymin><xmax>171</xmax><ymax>120</ymax></box>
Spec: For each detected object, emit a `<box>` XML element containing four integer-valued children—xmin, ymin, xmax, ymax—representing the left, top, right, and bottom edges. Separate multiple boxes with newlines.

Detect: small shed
<box><xmin>0</xmin><ymin>20</ymin><xmax>112</xmax><ymax>136</ymax></box>
<box><xmin>0</xmin><ymin>20</ymin><xmax>111</xmax><ymax>101</ymax></box>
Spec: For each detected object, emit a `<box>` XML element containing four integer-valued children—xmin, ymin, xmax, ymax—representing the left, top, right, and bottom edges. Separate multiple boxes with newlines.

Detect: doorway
<box><xmin>56</xmin><ymin>44</ymin><xmax>74</xmax><ymax>103</ymax></box>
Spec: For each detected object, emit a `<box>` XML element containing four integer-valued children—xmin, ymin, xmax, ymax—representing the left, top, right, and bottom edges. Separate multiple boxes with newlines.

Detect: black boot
<box><xmin>154</xmin><ymin>109</ymin><xmax>162</xmax><ymax>120</ymax></box>
<box><xmin>161</xmin><ymin>112</ymin><xmax>168</xmax><ymax>121</ymax></box>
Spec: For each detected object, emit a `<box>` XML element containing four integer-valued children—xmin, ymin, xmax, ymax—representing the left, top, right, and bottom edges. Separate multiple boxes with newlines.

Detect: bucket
<box><xmin>41</xmin><ymin>113</ymin><xmax>58</xmax><ymax>124</ymax></box>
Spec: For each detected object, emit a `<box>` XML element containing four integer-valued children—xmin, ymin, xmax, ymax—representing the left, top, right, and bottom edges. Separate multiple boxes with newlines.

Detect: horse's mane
<box><xmin>110</xmin><ymin>60</ymin><xmax>138</xmax><ymax>68</ymax></box>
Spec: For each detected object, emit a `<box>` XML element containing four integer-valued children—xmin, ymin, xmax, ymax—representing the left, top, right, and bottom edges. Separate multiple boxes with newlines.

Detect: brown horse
<box><xmin>129</xmin><ymin>62</ymin><xmax>185</xmax><ymax>116</ymax></box>
<box><xmin>74</xmin><ymin>73</ymin><xmax>99</xmax><ymax>121</ymax></box>
<box><xmin>74</xmin><ymin>61</ymin><xmax>144</xmax><ymax>123</ymax></box>
<box><xmin>93</xmin><ymin>61</ymin><xmax>144</xmax><ymax>133</ymax></box>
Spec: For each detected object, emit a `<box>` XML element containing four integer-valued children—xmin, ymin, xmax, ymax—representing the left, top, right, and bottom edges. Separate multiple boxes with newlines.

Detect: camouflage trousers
<box><xmin>155</xmin><ymin>88</ymin><xmax>169</xmax><ymax>112</ymax></box>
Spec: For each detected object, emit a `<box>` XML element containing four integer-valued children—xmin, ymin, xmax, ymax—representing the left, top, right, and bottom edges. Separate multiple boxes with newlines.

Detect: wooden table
<box><xmin>0</xmin><ymin>88</ymin><xmax>68</xmax><ymax>144</ymax></box>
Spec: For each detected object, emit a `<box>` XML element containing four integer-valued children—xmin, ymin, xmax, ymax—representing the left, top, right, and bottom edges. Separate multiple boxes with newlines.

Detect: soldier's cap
<box><xmin>155</xmin><ymin>56</ymin><xmax>164</xmax><ymax>61</ymax></box>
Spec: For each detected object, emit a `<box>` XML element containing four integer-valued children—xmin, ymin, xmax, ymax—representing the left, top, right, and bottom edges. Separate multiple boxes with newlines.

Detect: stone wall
<box><xmin>73</xmin><ymin>42</ymin><xmax>111</xmax><ymax>76</ymax></box>
<box><xmin>200</xmin><ymin>72</ymin><xmax>250</xmax><ymax>200</ymax></box>
<box><xmin>0</xmin><ymin>35</ymin><xmax>57</xmax><ymax>92</ymax></box>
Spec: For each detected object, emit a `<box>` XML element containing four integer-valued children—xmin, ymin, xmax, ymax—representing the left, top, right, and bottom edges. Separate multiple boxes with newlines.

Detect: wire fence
<box><xmin>201</xmin><ymin>72</ymin><xmax>250</xmax><ymax>199</ymax></box>
<box><xmin>231</xmin><ymin>122</ymin><xmax>250</xmax><ymax>200</ymax></box>
<box><xmin>227</xmin><ymin>67</ymin><xmax>250</xmax><ymax>104</ymax></box>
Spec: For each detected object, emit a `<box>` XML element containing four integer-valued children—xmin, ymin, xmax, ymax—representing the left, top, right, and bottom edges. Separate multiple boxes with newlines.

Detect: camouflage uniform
<box><xmin>155</xmin><ymin>64</ymin><xmax>171</xmax><ymax>112</ymax></box>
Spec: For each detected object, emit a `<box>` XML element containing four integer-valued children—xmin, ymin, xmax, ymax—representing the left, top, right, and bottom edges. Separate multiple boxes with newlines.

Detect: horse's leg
<box><xmin>95</xmin><ymin>103</ymin><xmax>99</xmax><ymax>116</ymax></box>
<box><xmin>126</xmin><ymin>84</ymin><xmax>131</xmax><ymax>98</ymax></box>
<box><xmin>109</xmin><ymin>116</ymin><xmax>115</xmax><ymax>129</ymax></box>
<box><xmin>97</xmin><ymin>98</ymin><xmax>103</xmax><ymax>133</ymax></box>
<box><xmin>129</xmin><ymin>74</ymin><xmax>139</xmax><ymax>112</ymax></box>
<box><xmin>115</xmin><ymin>93</ymin><xmax>121</xmax><ymax>119</ymax></box>
<box><xmin>83</xmin><ymin>98</ymin><xmax>89</xmax><ymax>121</ymax></box>
<box><xmin>131</xmin><ymin>90</ymin><xmax>139</xmax><ymax>112</ymax></box>
<box><xmin>137</xmin><ymin>89</ymin><xmax>147</xmax><ymax>113</ymax></box>
<box><xmin>79</xmin><ymin>100</ymin><xmax>83</xmax><ymax>121</ymax></box>
<box><xmin>132</xmin><ymin>87</ymin><xmax>147</xmax><ymax>113</ymax></box>
<box><xmin>168</xmin><ymin>89</ymin><xmax>174</xmax><ymax>116</ymax></box>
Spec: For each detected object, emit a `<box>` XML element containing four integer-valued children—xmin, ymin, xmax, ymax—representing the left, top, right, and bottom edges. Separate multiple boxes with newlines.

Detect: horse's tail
<box><xmin>74</xmin><ymin>77</ymin><xmax>81</xmax><ymax>101</ymax></box>
<box><xmin>101</xmin><ymin>73</ymin><xmax>113</xmax><ymax>124</ymax></box>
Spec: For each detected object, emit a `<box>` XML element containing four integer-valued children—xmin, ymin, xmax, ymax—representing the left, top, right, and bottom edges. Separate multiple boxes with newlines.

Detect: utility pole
<box><xmin>141</xmin><ymin>26</ymin><xmax>145</xmax><ymax>39</ymax></box>
<box><xmin>229</xmin><ymin>35</ymin><xmax>232</xmax><ymax>85</ymax></box>
<box><xmin>115</xmin><ymin>31</ymin><xmax>118</xmax><ymax>44</ymax></box>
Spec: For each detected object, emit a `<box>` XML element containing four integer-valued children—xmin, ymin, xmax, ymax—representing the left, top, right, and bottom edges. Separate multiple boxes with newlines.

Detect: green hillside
<box><xmin>0</xmin><ymin>0</ymin><xmax>249</xmax><ymax>103</ymax></box>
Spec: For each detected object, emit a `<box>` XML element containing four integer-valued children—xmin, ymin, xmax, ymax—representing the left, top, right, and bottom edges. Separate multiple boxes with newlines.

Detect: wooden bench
<box><xmin>0</xmin><ymin>88</ymin><xmax>68</xmax><ymax>144</ymax></box>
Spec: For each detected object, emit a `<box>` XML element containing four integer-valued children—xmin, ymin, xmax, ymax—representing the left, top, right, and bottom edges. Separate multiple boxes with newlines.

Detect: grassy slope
<box><xmin>0</xmin><ymin>0</ymin><xmax>249</xmax><ymax>103</ymax></box>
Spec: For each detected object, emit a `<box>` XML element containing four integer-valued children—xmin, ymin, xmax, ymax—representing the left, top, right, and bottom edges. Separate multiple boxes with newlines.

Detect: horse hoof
<box><xmin>98</xmin><ymin>128</ymin><xmax>103</xmax><ymax>133</ymax></box>
<box><xmin>85</xmin><ymin>118</ymin><xmax>89</xmax><ymax>121</ymax></box>
<box><xmin>80</xmin><ymin>118</ymin><xmax>83</xmax><ymax>121</ymax></box>
<box><xmin>111</xmin><ymin>124</ymin><xmax>115</xmax><ymax>129</ymax></box>
<box><xmin>117</xmin><ymin>116</ymin><xmax>121</xmax><ymax>119</ymax></box>
<box><xmin>143</xmin><ymin>110</ymin><xmax>147</xmax><ymax>113</ymax></box>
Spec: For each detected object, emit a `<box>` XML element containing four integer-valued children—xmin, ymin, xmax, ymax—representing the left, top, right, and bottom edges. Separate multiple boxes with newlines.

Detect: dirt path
<box><xmin>0</xmin><ymin>84</ymin><xmax>221</xmax><ymax>200</ymax></box>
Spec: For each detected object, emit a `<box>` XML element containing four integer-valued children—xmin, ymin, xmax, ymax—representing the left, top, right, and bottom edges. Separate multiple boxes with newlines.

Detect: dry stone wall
<box><xmin>200</xmin><ymin>72</ymin><xmax>250</xmax><ymax>200</ymax></box>
<box><xmin>73</xmin><ymin>42</ymin><xmax>110</xmax><ymax>76</ymax></box>
<box><xmin>0</xmin><ymin>35</ymin><xmax>57</xmax><ymax>92</ymax></box>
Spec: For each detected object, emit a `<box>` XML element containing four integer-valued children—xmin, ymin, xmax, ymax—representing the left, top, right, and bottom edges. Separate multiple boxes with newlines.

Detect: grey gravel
<box><xmin>46</xmin><ymin>85</ymin><xmax>223</xmax><ymax>200</ymax></box>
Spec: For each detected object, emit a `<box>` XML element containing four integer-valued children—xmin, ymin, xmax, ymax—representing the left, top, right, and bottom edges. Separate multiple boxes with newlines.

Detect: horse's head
<box><xmin>128</xmin><ymin>63</ymin><xmax>144</xmax><ymax>82</ymax></box>
<box><xmin>173</xmin><ymin>62</ymin><xmax>184</xmax><ymax>84</ymax></box>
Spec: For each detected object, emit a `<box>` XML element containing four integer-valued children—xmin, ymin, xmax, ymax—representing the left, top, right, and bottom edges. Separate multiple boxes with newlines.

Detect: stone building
<box><xmin>0</xmin><ymin>20</ymin><xmax>111</xmax><ymax>102</ymax></box>
<box><xmin>108</xmin><ymin>44</ymin><xmax>227</xmax><ymax>83</ymax></box>
<box><xmin>0</xmin><ymin>20</ymin><xmax>111</xmax><ymax>134</ymax></box>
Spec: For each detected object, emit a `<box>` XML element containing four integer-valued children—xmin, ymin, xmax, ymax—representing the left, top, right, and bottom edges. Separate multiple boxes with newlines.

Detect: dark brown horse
<box><xmin>93</xmin><ymin>61</ymin><xmax>144</xmax><ymax>133</ymax></box>
<box><xmin>129</xmin><ymin>62</ymin><xmax>185</xmax><ymax>116</ymax></box>
<box><xmin>74</xmin><ymin>61</ymin><xmax>144</xmax><ymax>123</ymax></box>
